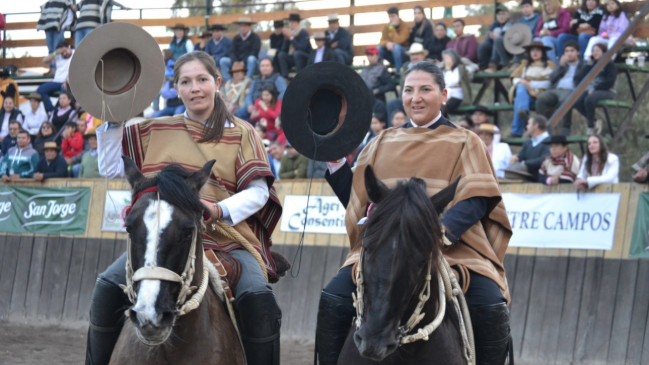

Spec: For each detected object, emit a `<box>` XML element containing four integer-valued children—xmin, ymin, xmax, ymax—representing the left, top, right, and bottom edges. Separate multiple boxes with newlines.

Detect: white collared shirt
<box><xmin>314</xmin><ymin>46</ymin><xmax>325</xmax><ymax>63</ymax></box>
<box><xmin>409</xmin><ymin>111</ymin><xmax>442</xmax><ymax>128</ymax></box>
<box><xmin>531</xmin><ymin>131</ymin><xmax>550</xmax><ymax>147</ymax></box>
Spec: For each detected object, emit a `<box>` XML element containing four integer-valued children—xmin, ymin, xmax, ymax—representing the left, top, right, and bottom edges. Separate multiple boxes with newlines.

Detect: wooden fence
<box><xmin>0</xmin><ymin>179</ymin><xmax>648</xmax><ymax>364</ymax></box>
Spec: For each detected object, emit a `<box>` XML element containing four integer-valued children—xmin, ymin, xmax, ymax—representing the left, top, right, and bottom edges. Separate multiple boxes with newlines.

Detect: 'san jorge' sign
<box><xmin>0</xmin><ymin>186</ymin><xmax>91</xmax><ymax>234</ymax></box>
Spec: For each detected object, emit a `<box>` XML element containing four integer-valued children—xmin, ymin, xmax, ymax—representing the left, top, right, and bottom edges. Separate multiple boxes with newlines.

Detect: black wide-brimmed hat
<box><xmin>542</xmin><ymin>135</ymin><xmax>571</xmax><ymax>145</ymax></box>
<box><xmin>209</xmin><ymin>24</ymin><xmax>227</xmax><ymax>31</ymax></box>
<box><xmin>472</xmin><ymin>105</ymin><xmax>493</xmax><ymax>116</ymax></box>
<box><xmin>281</xmin><ymin>62</ymin><xmax>373</xmax><ymax>161</ymax></box>
<box><xmin>287</xmin><ymin>13</ymin><xmax>301</xmax><ymax>22</ymax></box>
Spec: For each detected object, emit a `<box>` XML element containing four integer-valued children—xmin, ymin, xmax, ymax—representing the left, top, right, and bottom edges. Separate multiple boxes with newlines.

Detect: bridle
<box><xmin>120</xmin><ymin>186</ymin><xmax>210</xmax><ymax>322</ymax></box>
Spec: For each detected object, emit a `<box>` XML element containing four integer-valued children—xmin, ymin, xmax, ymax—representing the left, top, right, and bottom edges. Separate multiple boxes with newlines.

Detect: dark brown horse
<box><xmin>109</xmin><ymin>157</ymin><xmax>244</xmax><ymax>365</ymax></box>
<box><xmin>338</xmin><ymin>166</ymin><xmax>468</xmax><ymax>365</ymax></box>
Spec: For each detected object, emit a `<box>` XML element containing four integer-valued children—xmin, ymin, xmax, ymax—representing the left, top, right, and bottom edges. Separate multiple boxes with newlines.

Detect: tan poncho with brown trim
<box><xmin>345</xmin><ymin>125</ymin><xmax>513</xmax><ymax>302</ymax></box>
<box><xmin>122</xmin><ymin>115</ymin><xmax>282</xmax><ymax>279</ymax></box>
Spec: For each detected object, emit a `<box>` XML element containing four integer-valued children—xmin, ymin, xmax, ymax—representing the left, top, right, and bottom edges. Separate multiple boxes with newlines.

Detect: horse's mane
<box><xmin>362</xmin><ymin>177</ymin><xmax>443</xmax><ymax>310</ymax></box>
<box><xmin>134</xmin><ymin>164</ymin><xmax>206</xmax><ymax>221</ymax></box>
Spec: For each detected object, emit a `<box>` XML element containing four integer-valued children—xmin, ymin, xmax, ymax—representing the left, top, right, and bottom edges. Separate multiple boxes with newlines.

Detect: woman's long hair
<box><xmin>543</xmin><ymin>0</ymin><xmax>562</xmax><ymax>19</ymax></box>
<box><xmin>173</xmin><ymin>51</ymin><xmax>234</xmax><ymax>143</ymax></box>
<box><xmin>591</xmin><ymin>43</ymin><xmax>608</xmax><ymax>62</ymax></box>
<box><xmin>442</xmin><ymin>49</ymin><xmax>461</xmax><ymax>70</ymax></box>
<box><xmin>261</xmin><ymin>84</ymin><xmax>279</xmax><ymax>108</ymax></box>
<box><xmin>581</xmin><ymin>0</ymin><xmax>601</xmax><ymax>13</ymax></box>
<box><xmin>413</xmin><ymin>5</ymin><xmax>433</xmax><ymax>37</ymax></box>
<box><xmin>586</xmin><ymin>134</ymin><xmax>609</xmax><ymax>176</ymax></box>
<box><xmin>605</xmin><ymin>0</ymin><xmax>624</xmax><ymax>18</ymax></box>
<box><xmin>526</xmin><ymin>46</ymin><xmax>550</xmax><ymax>68</ymax></box>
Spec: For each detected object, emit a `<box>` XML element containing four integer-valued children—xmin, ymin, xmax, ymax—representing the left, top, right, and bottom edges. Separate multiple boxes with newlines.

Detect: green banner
<box><xmin>630</xmin><ymin>192</ymin><xmax>649</xmax><ymax>258</ymax></box>
<box><xmin>0</xmin><ymin>185</ymin><xmax>91</xmax><ymax>235</ymax></box>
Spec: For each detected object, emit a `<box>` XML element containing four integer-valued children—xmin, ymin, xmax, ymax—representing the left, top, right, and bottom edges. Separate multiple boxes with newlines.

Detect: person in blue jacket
<box><xmin>325</xmin><ymin>14</ymin><xmax>354</xmax><ymax>65</ymax></box>
<box><xmin>205</xmin><ymin>24</ymin><xmax>232</xmax><ymax>67</ymax></box>
<box><xmin>277</xmin><ymin>13</ymin><xmax>312</xmax><ymax>78</ymax></box>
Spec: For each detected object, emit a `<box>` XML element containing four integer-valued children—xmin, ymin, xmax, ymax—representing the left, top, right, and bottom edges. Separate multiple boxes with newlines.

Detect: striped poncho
<box><xmin>37</xmin><ymin>0</ymin><xmax>75</xmax><ymax>32</ymax></box>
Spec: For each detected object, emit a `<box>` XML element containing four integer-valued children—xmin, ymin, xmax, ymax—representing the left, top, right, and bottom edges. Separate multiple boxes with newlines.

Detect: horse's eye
<box><xmin>125</xmin><ymin>226</ymin><xmax>133</xmax><ymax>234</ymax></box>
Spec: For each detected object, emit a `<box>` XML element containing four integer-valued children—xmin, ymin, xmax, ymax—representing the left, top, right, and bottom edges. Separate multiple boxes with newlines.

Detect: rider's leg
<box><xmin>459</xmin><ymin>269</ymin><xmax>512</xmax><ymax>365</ymax></box>
<box><xmin>315</xmin><ymin>265</ymin><xmax>357</xmax><ymax>365</ymax></box>
<box><xmin>86</xmin><ymin>253</ymin><xmax>129</xmax><ymax>365</ymax></box>
<box><xmin>230</xmin><ymin>249</ymin><xmax>282</xmax><ymax>365</ymax></box>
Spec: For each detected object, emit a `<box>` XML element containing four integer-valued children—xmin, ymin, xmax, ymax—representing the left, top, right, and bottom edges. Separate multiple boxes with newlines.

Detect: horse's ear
<box><xmin>122</xmin><ymin>156</ymin><xmax>145</xmax><ymax>190</ymax></box>
<box><xmin>186</xmin><ymin>159</ymin><xmax>217</xmax><ymax>193</ymax></box>
<box><xmin>430</xmin><ymin>176</ymin><xmax>460</xmax><ymax>215</ymax></box>
<box><xmin>364</xmin><ymin>165</ymin><xmax>389</xmax><ymax>203</ymax></box>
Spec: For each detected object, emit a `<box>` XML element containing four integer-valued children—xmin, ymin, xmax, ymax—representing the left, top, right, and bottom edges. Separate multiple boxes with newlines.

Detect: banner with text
<box><xmin>102</xmin><ymin>190</ymin><xmax>131</xmax><ymax>232</ymax></box>
<box><xmin>0</xmin><ymin>185</ymin><xmax>91</xmax><ymax>234</ymax></box>
<box><xmin>280</xmin><ymin>195</ymin><xmax>347</xmax><ymax>234</ymax></box>
<box><xmin>502</xmin><ymin>193</ymin><xmax>620</xmax><ymax>250</ymax></box>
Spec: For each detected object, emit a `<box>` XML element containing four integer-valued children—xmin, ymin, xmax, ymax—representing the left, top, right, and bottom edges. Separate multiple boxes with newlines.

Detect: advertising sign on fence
<box><xmin>280</xmin><ymin>195</ymin><xmax>347</xmax><ymax>234</ymax></box>
<box><xmin>0</xmin><ymin>185</ymin><xmax>91</xmax><ymax>234</ymax></box>
<box><xmin>102</xmin><ymin>190</ymin><xmax>131</xmax><ymax>232</ymax></box>
<box><xmin>502</xmin><ymin>193</ymin><xmax>621</xmax><ymax>250</ymax></box>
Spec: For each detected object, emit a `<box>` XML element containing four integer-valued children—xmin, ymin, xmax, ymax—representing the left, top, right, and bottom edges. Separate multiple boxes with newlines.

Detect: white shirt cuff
<box><xmin>217</xmin><ymin>177</ymin><xmax>269</xmax><ymax>226</ymax></box>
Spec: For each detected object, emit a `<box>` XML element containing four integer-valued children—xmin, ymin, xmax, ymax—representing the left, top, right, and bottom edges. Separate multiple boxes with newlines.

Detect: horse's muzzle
<box><xmin>129</xmin><ymin>308</ymin><xmax>175</xmax><ymax>346</ymax></box>
<box><xmin>354</xmin><ymin>327</ymin><xmax>399</xmax><ymax>362</ymax></box>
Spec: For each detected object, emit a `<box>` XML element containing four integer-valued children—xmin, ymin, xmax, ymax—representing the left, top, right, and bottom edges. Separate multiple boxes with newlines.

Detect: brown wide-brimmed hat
<box><xmin>171</xmin><ymin>23</ymin><xmax>189</xmax><ymax>31</ymax></box>
<box><xmin>235</xmin><ymin>17</ymin><xmax>256</xmax><ymax>25</ymax></box>
<box><xmin>27</xmin><ymin>92</ymin><xmax>42</xmax><ymax>101</ymax></box>
<box><xmin>504</xmin><ymin>23</ymin><xmax>533</xmax><ymax>55</ymax></box>
<box><xmin>41</xmin><ymin>141</ymin><xmax>60</xmax><ymax>151</ymax></box>
<box><xmin>503</xmin><ymin>162</ymin><xmax>533</xmax><ymax>180</ymax></box>
<box><xmin>523</xmin><ymin>40</ymin><xmax>552</xmax><ymax>53</ymax></box>
<box><xmin>68</xmin><ymin>22</ymin><xmax>165</xmax><ymax>122</ymax></box>
<box><xmin>228</xmin><ymin>61</ymin><xmax>248</xmax><ymax>75</ymax></box>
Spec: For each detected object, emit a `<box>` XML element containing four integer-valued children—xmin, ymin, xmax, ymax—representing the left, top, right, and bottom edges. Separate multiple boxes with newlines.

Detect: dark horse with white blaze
<box><xmin>109</xmin><ymin>157</ymin><xmax>244</xmax><ymax>365</ymax></box>
<box><xmin>338</xmin><ymin>166</ymin><xmax>468</xmax><ymax>365</ymax></box>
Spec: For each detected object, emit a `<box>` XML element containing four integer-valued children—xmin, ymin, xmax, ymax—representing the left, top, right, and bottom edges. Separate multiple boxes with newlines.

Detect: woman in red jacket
<box><xmin>61</xmin><ymin>121</ymin><xmax>84</xmax><ymax>160</ymax></box>
<box><xmin>250</xmin><ymin>85</ymin><xmax>282</xmax><ymax>139</ymax></box>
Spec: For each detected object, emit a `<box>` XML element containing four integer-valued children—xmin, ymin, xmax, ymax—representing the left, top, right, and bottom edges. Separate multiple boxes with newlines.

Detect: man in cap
<box><xmin>205</xmin><ymin>24</ymin><xmax>232</xmax><ymax>66</ymax></box>
<box><xmin>220</xmin><ymin>18</ymin><xmax>261</xmax><ymax>82</ymax></box>
<box><xmin>1</xmin><ymin>130</ymin><xmax>39</xmax><ymax>181</ymax></box>
<box><xmin>446</xmin><ymin>19</ymin><xmax>478</xmax><ymax>63</ymax></box>
<box><xmin>236</xmin><ymin>58</ymin><xmax>287</xmax><ymax>121</ymax></box>
<box><xmin>387</xmin><ymin>43</ymin><xmax>429</xmax><ymax>119</ymax></box>
<box><xmin>307</xmin><ymin>32</ymin><xmax>337</xmax><ymax>66</ymax></box>
<box><xmin>509</xmin><ymin>114</ymin><xmax>551</xmax><ymax>181</ymax></box>
<box><xmin>38</xmin><ymin>41</ymin><xmax>74</xmax><ymax>113</ymax></box>
<box><xmin>378</xmin><ymin>6</ymin><xmax>411</xmax><ymax>75</ymax></box>
<box><xmin>478</xmin><ymin>4</ymin><xmax>513</xmax><ymax>71</ymax></box>
<box><xmin>325</xmin><ymin>14</ymin><xmax>354</xmax><ymax>66</ymax></box>
<box><xmin>538</xmin><ymin>135</ymin><xmax>581</xmax><ymax>185</ymax></box>
<box><xmin>278</xmin><ymin>141</ymin><xmax>310</xmax><ymax>179</ymax></box>
<box><xmin>0</xmin><ymin>67</ymin><xmax>19</xmax><ymax>108</ymax></box>
<box><xmin>360</xmin><ymin>46</ymin><xmax>394</xmax><ymax>104</ymax></box>
<box><xmin>34</xmin><ymin>141</ymin><xmax>67</xmax><ymax>180</ymax></box>
<box><xmin>277</xmin><ymin>13</ymin><xmax>312</xmax><ymax>78</ymax></box>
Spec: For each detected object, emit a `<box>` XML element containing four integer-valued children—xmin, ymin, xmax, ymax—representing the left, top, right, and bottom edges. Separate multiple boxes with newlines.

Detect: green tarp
<box><xmin>630</xmin><ymin>192</ymin><xmax>649</xmax><ymax>258</ymax></box>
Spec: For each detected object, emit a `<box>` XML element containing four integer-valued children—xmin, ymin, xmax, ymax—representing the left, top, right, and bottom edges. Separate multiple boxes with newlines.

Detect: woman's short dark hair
<box><xmin>586</xmin><ymin>134</ymin><xmax>609</xmax><ymax>176</ymax></box>
<box><xmin>38</xmin><ymin>121</ymin><xmax>56</xmax><ymax>138</ymax></box>
<box><xmin>605</xmin><ymin>0</ymin><xmax>623</xmax><ymax>18</ymax></box>
<box><xmin>434</xmin><ymin>22</ymin><xmax>447</xmax><ymax>30</ymax></box>
<box><xmin>261</xmin><ymin>84</ymin><xmax>279</xmax><ymax>107</ymax></box>
<box><xmin>526</xmin><ymin>46</ymin><xmax>550</xmax><ymax>67</ymax></box>
<box><xmin>402</xmin><ymin>61</ymin><xmax>445</xmax><ymax>91</ymax></box>
<box><xmin>373</xmin><ymin>113</ymin><xmax>387</xmax><ymax>125</ymax></box>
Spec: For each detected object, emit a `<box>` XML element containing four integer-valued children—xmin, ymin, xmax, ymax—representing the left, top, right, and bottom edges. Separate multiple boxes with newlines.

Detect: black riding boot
<box><xmin>235</xmin><ymin>291</ymin><xmax>282</xmax><ymax>365</ymax></box>
<box><xmin>315</xmin><ymin>291</ymin><xmax>356</xmax><ymax>365</ymax></box>
<box><xmin>85</xmin><ymin>276</ymin><xmax>129</xmax><ymax>365</ymax></box>
<box><xmin>470</xmin><ymin>303</ymin><xmax>513</xmax><ymax>365</ymax></box>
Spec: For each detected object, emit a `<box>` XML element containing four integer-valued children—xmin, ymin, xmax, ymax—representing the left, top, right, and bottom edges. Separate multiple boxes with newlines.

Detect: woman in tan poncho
<box><xmin>87</xmin><ymin>52</ymin><xmax>282</xmax><ymax>365</ymax></box>
<box><xmin>315</xmin><ymin>62</ymin><xmax>513</xmax><ymax>365</ymax></box>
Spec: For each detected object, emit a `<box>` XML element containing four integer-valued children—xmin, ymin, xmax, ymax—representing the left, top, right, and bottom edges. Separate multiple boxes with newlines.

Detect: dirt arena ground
<box><xmin>0</xmin><ymin>320</ymin><xmax>314</xmax><ymax>365</ymax></box>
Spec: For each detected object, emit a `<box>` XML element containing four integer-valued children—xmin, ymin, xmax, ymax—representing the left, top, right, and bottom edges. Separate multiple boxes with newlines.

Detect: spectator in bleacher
<box><xmin>479</xmin><ymin>4</ymin><xmax>513</xmax><ymax>71</ymax></box>
<box><xmin>49</xmin><ymin>92</ymin><xmax>77</xmax><ymax>132</ymax></box>
<box><xmin>277</xmin><ymin>14</ymin><xmax>311</xmax><ymax>79</ymax></box>
<box><xmin>194</xmin><ymin>31</ymin><xmax>212</xmax><ymax>52</ymax></box>
<box><xmin>497</xmin><ymin>0</ymin><xmax>540</xmax><ymax>70</ymax></box>
<box><xmin>0</xmin><ymin>67</ymin><xmax>19</xmax><ymax>108</ymax></box>
<box><xmin>221</xmin><ymin>18</ymin><xmax>261</xmax><ymax>82</ymax></box>
<box><xmin>509</xmin><ymin>41</ymin><xmax>555</xmax><ymax>137</ymax></box>
<box><xmin>425</xmin><ymin>22</ymin><xmax>451</xmax><ymax>64</ymax></box>
<box><xmin>33</xmin><ymin>122</ymin><xmax>58</xmax><ymax>158</ymax></box>
<box><xmin>457</xmin><ymin>114</ymin><xmax>473</xmax><ymax>129</ymax></box>
<box><xmin>251</xmin><ymin>85</ymin><xmax>282</xmax><ymax>139</ymax></box>
<box><xmin>538</xmin><ymin>134</ymin><xmax>580</xmax><ymax>185</ymax></box>
<box><xmin>22</xmin><ymin>93</ymin><xmax>49</xmax><ymax>135</ymax></box>
<box><xmin>307</xmin><ymin>32</ymin><xmax>337</xmax><ymax>66</ymax></box>
<box><xmin>391</xmin><ymin>110</ymin><xmax>408</xmax><ymax>127</ymax></box>
<box><xmin>354</xmin><ymin>113</ymin><xmax>387</xmax><ymax>164</ymax></box>
<box><xmin>61</xmin><ymin>121</ymin><xmax>84</xmax><ymax>163</ymax></box>
<box><xmin>509</xmin><ymin>115</ymin><xmax>551</xmax><ymax>181</ymax></box>
<box><xmin>0</xmin><ymin>120</ymin><xmax>21</xmax><ymax>155</ymax></box>
<box><xmin>584</xmin><ymin>0</ymin><xmax>630</xmax><ymax>60</ymax></box>
<box><xmin>534</xmin><ymin>0</ymin><xmax>571</xmax><ymax>63</ymax></box>
<box><xmin>557</xmin><ymin>0</ymin><xmax>604</xmax><ymax>59</ymax></box>
<box><xmin>476</xmin><ymin>123</ymin><xmax>511</xmax><ymax>178</ymax></box>
<box><xmin>169</xmin><ymin>23</ymin><xmax>194</xmax><ymax>60</ymax></box>
<box><xmin>33</xmin><ymin>142</ymin><xmax>67</xmax><ymax>180</ymax></box>
<box><xmin>1</xmin><ymin>130</ymin><xmax>38</xmax><ymax>181</ymax></box>
<box><xmin>236</xmin><ymin>58</ymin><xmax>287</xmax><ymax>121</ymax></box>
<box><xmin>471</xmin><ymin>105</ymin><xmax>502</xmax><ymax>143</ymax></box>
<box><xmin>378</xmin><ymin>6</ymin><xmax>411</xmax><ymax>75</ymax></box>
<box><xmin>69</xmin><ymin>118</ymin><xmax>92</xmax><ymax>178</ymax></box>
<box><xmin>361</xmin><ymin>46</ymin><xmax>394</xmax><ymax>104</ymax></box>
<box><xmin>205</xmin><ymin>24</ymin><xmax>232</xmax><ymax>67</ymax></box>
<box><xmin>264</xmin><ymin>20</ymin><xmax>285</xmax><ymax>72</ymax></box>
<box><xmin>153</xmin><ymin>50</ymin><xmax>175</xmax><ymax>113</ymax></box>
<box><xmin>0</xmin><ymin>96</ymin><xmax>24</xmax><ymax>137</ymax></box>
<box><xmin>446</xmin><ymin>19</ymin><xmax>479</xmax><ymax>64</ymax></box>
<box><xmin>575</xmin><ymin>134</ymin><xmax>619</xmax><ymax>190</ymax></box>
<box><xmin>78</xmin><ymin>131</ymin><xmax>101</xmax><ymax>178</ymax></box>
<box><xmin>38</xmin><ymin>41</ymin><xmax>74</xmax><ymax>113</ymax></box>
<box><xmin>222</xmin><ymin>61</ymin><xmax>252</xmax><ymax>114</ymax></box>
<box><xmin>75</xmin><ymin>0</ymin><xmax>129</xmax><ymax>48</ymax></box>
<box><xmin>37</xmin><ymin>0</ymin><xmax>77</xmax><ymax>75</ymax></box>
<box><xmin>410</xmin><ymin>6</ymin><xmax>433</xmax><ymax>48</ymax></box>
<box><xmin>279</xmin><ymin>142</ymin><xmax>310</xmax><ymax>179</ymax></box>
<box><xmin>442</xmin><ymin>49</ymin><xmax>472</xmax><ymax>115</ymax></box>
<box><xmin>152</xmin><ymin>64</ymin><xmax>185</xmax><ymax>118</ymax></box>
<box><xmin>572</xmin><ymin>43</ymin><xmax>617</xmax><ymax>135</ymax></box>
<box><xmin>268</xmin><ymin>141</ymin><xmax>284</xmax><ymax>179</ymax></box>
<box><xmin>325</xmin><ymin>14</ymin><xmax>354</xmax><ymax>66</ymax></box>
<box><xmin>536</xmin><ymin>40</ymin><xmax>587</xmax><ymax>136</ymax></box>
<box><xmin>387</xmin><ymin>43</ymin><xmax>429</xmax><ymax>120</ymax></box>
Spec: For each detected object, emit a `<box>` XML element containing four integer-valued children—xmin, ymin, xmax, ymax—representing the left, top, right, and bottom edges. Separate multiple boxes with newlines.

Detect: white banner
<box><xmin>101</xmin><ymin>190</ymin><xmax>131</xmax><ymax>232</ymax></box>
<box><xmin>280</xmin><ymin>195</ymin><xmax>347</xmax><ymax>234</ymax></box>
<box><xmin>502</xmin><ymin>193</ymin><xmax>621</xmax><ymax>250</ymax></box>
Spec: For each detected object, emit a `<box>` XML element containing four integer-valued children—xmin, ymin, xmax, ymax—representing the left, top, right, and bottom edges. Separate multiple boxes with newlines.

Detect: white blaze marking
<box><xmin>133</xmin><ymin>199</ymin><xmax>174</xmax><ymax>325</ymax></box>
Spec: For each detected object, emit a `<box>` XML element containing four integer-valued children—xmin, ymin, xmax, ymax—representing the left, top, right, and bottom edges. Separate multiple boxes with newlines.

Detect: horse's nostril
<box><xmin>353</xmin><ymin>331</ymin><xmax>365</xmax><ymax>351</ymax></box>
<box><xmin>160</xmin><ymin>310</ymin><xmax>175</xmax><ymax>325</ymax></box>
<box><xmin>385</xmin><ymin>341</ymin><xmax>398</xmax><ymax>355</ymax></box>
